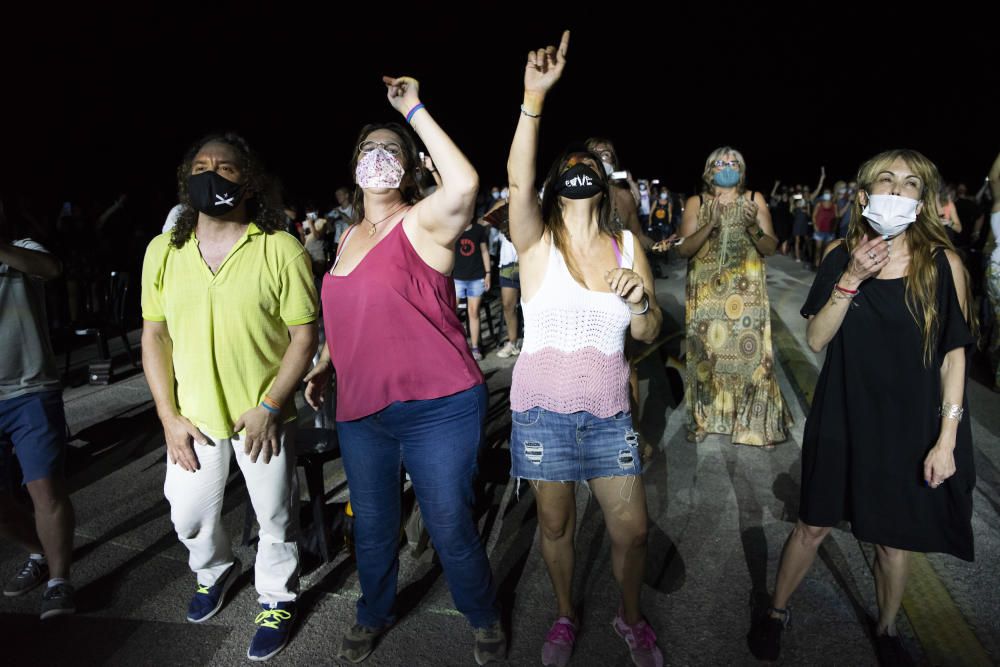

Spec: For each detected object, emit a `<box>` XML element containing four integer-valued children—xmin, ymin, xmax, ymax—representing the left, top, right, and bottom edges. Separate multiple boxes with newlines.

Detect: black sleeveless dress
<box><xmin>799</xmin><ymin>244</ymin><xmax>975</xmax><ymax>560</ymax></box>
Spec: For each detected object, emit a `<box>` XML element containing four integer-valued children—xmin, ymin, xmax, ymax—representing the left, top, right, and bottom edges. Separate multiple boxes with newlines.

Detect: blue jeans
<box><xmin>337</xmin><ymin>384</ymin><xmax>498</xmax><ymax>629</ymax></box>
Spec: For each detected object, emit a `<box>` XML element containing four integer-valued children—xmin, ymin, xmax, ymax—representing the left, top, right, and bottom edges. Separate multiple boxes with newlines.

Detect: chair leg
<box><xmin>483</xmin><ymin>302</ymin><xmax>496</xmax><ymax>343</ymax></box>
<box><xmin>121</xmin><ymin>328</ymin><xmax>138</xmax><ymax>368</ymax></box>
<box><xmin>96</xmin><ymin>332</ymin><xmax>111</xmax><ymax>360</ymax></box>
<box><xmin>304</xmin><ymin>461</ymin><xmax>332</xmax><ymax>562</ymax></box>
<box><xmin>64</xmin><ymin>330</ymin><xmax>73</xmax><ymax>377</ymax></box>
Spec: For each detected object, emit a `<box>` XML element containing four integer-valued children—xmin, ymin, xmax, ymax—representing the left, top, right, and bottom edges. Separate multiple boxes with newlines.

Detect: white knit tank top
<box><xmin>510</xmin><ymin>231</ymin><xmax>634</xmax><ymax>417</ymax></box>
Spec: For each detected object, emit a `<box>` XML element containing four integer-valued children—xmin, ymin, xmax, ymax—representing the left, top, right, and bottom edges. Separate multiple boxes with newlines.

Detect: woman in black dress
<box><xmin>750</xmin><ymin>149</ymin><xmax>977</xmax><ymax>663</ymax></box>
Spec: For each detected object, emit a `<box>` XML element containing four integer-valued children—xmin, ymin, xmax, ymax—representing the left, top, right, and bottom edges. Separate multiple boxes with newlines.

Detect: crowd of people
<box><xmin>1</xmin><ymin>28</ymin><xmax>997</xmax><ymax>667</ymax></box>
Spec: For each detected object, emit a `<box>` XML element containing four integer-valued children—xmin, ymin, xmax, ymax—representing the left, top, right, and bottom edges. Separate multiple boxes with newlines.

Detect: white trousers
<box><xmin>163</xmin><ymin>425</ymin><xmax>299</xmax><ymax>604</ymax></box>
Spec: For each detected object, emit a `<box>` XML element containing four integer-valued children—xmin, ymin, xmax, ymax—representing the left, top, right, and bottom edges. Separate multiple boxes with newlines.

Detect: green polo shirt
<box><xmin>141</xmin><ymin>224</ymin><xmax>317</xmax><ymax>438</ymax></box>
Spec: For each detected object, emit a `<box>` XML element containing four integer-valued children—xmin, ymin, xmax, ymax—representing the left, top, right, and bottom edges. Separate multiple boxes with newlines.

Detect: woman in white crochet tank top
<box><xmin>506</xmin><ymin>31</ymin><xmax>666</xmax><ymax>667</ymax></box>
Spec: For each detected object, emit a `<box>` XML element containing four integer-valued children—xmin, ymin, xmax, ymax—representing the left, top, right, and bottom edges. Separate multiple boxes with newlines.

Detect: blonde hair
<box><xmin>845</xmin><ymin>149</ymin><xmax>976</xmax><ymax>365</ymax></box>
<box><xmin>701</xmin><ymin>146</ymin><xmax>747</xmax><ymax>194</ymax></box>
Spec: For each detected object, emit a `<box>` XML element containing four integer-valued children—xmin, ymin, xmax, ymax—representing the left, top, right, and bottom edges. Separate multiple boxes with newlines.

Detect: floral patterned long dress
<box><xmin>685</xmin><ymin>194</ymin><xmax>792</xmax><ymax>446</ymax></box>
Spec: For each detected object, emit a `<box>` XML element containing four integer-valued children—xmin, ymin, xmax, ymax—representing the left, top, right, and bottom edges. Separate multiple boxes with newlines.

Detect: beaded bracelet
<box><xmin>520</xmin><ymin>104</ymin><xmax>541</xmax><ymax>118</ymax></box>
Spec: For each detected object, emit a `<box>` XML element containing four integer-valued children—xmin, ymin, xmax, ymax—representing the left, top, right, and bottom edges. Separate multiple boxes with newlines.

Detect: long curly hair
<box><xmin>169</xmin><ymin>132</ymin><xmax>284</xmax><ymax>248</ymax></box>
<box><xmin>348</xmin><ymin>123</ymin><xmax>425</xmax><ymax>226</ymax></box>
<box><xmin>845</xmin><ymin>148</ymin><xmax>977</xmax><ymax>365</ymax></box>
<box><xmin>540</xmin><ymin>149</ymin><xmax>618</xmax><ymax>287</ymax></box>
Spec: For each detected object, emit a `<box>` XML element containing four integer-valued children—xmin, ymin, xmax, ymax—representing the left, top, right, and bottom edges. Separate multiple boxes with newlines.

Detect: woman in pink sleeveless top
<box><xmin>508</xmin><ymin>32</ymin><xmax>665</xmax><ymax>667</ymax></box>
<box><xmin>302</xmin><ymin>76</ymin><xmax>502</xmax><ymax>665</ymax></box>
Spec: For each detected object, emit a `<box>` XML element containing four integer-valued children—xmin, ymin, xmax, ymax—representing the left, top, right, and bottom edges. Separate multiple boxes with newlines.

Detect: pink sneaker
<box><xmin>541</xmin><ymin>616</ymin><xmax>577</xmax><ymax>666</ymax></box>
<box><xmin>612</xmin><ymin>609</ymin><xmax>663</xmax><ymax>667</ymax></box>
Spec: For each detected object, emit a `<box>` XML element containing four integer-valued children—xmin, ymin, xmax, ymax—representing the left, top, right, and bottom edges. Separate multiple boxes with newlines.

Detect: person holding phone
<box><xmin>750</xmin><ymin>149</ymin><xmax>977</xmax><ymax>663</ymax></box>
<box><xmin>508</xmin><ymin>31</ymin><xmax>665</xmax><ymax>667</ymax></box>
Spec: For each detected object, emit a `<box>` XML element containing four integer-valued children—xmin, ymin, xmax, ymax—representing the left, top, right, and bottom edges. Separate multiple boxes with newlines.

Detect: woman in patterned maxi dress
<box><xmin>677</xmin><ymin>147</ymin><xmax>792</xmax><ymax>446</ymax></box>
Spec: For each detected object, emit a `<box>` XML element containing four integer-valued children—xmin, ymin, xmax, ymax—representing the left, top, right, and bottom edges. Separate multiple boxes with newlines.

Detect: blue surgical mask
<box><xmin>712</xmin><ymin>167</ymin><xmax>740</xmax><ymax>188</ymax></box>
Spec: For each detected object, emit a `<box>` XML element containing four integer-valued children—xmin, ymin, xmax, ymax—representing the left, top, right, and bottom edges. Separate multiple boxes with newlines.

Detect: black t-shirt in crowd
<box><xmin>453</xmin><ymin>224</ymin><xmax>488</xmax><ymax>280</ymax></box>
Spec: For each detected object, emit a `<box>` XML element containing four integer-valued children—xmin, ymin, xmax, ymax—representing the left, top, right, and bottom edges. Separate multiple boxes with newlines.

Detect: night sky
<box><xmin>4</xmin><ymin>3</ymin><xmax>995</xmax><ymax>230</ymax></box>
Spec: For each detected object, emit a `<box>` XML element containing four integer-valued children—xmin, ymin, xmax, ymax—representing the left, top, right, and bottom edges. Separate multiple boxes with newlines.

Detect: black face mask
<box><xmin>187</xmin><ymin>170</ymin><xmax>246</xmax><ymax>216</ymax></box>
<box><xmin>554</xmin><ymin>164</ymin><xmax>605</xmax><ymax>200</ymax></box>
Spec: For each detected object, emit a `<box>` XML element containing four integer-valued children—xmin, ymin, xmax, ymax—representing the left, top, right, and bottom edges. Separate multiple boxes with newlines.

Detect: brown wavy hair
<box><xmin>169</xmin><ymin>132</ymin><xmax>284</xmax><ymax>248</ymax></box>
<box><xmin>845</xmin><ymin>149</ymin><xmax>977</xmax><ymax>365</ymax></box>
<box><xmin>348</xmin><ymin>123</ymin><xmax>426</xmax><ymax>226</ymax></box>
<box><xmin>541</xmin><ymin>149</ymin><xmax>618</xmax><ymax>287</ymax></box>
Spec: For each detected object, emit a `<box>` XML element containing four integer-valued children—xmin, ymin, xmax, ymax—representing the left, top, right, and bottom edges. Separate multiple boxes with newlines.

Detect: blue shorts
<box><xmin>0</xmin><ymin>390</ymin><xmax>67</xmax><ymax>487</ymax></box>
<box><xmin>510</xmin><ymin>407</ymin><xmax>640</xmax><ymax>482</ymax></box>
<box><xmin>813</xmin><ymin>231</ymin><xmax>835</xmax><ymax>242</ymax></box>
<box><xmin>455</xmin><ymin>278</ymin><xmax>486</xmax><ymax>299</ymax></box>
<box><xmin>499</xmin><ymin>264</ymin><xmax>520</xmax><ymax>290</ymax></box>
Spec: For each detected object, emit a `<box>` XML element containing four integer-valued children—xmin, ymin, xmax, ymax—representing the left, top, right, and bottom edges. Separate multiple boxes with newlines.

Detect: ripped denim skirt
<box><xmin>509</xmin><ymin>407</ymin><xmax>640</xmax><ymax>482</ymax></box>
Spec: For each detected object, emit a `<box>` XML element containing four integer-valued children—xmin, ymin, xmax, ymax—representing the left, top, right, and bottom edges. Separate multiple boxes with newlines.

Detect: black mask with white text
<box><xmin>554</xmin><ymin>164</ymin><xmax>605</xmax><ymax>200</ymax></box>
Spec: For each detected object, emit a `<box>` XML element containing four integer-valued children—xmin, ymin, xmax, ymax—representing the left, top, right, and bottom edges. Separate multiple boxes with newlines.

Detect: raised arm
<box><xmin>384</xmin><ymin>76</ymin><xmax>479</xmax><ymax>248</ymax></box>
<box><xmin>809</xmin><ymin>166</ymin><xmax>826</xmax><ymax>201</ymax></box>
<box><xmin>507</xmin><ymin>30</ymin><xmax>570</xmax><ymax>255</ymax></box>
<box><xmin>97</xmin><ymin>194</ymin><xmax>126</xmax><ymax>230</ymax></box>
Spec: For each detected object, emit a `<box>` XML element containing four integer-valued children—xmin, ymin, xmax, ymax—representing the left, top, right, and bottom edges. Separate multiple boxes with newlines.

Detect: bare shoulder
<box><xmin>943</xmin><ymin>248</ymin><xmax>967</xmax><ymax>283</ymax></box>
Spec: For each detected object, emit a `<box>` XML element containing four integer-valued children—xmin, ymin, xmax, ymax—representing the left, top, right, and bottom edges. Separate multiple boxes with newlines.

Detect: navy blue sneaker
<box><xmin>248</xmin><ymin>600</ymin><xmax>296</xmax><ymax>661</ymax></box>
<box><xmin>186</xmin><ymin>558</ymin><xmax>240</xmax><ymax>623</ymax></box>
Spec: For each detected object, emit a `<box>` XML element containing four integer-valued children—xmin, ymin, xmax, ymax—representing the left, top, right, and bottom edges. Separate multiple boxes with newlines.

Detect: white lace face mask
<box><xmin>355</xmin><ymin>148</ymin><xmax>405</xmax><ymax>190</ymax></box>
<box><xmin>861</xmin><ymin>193</ymin><xmax>920</xmax><ymax>238</ymax></box>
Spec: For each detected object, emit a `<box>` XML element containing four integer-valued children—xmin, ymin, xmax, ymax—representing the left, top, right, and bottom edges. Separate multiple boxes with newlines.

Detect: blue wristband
<box><xmin>260</xmin><ymin>401</ymin><xmax>281</xmax><ymax>415</ymax></box>
<box><xmin>405</xmin><ymin>103</ymin><xmax>425</xmax><ymax>124</ymax></box>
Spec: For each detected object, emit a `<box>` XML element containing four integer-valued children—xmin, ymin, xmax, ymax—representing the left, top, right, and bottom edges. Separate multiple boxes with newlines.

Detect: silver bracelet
<box><xmin>939</xmin><ymin>402</ymin><xmax>964</xmax><ymax>421</ymax></box>
<box><xmin>520</xmin><ymin>104</ymin><xmax>541</xmax><ymax>118</ymax></box>
<box><xmin>629</xmin><ymin>296</ymin><xmax>650</xmax><ymax>316</ymax></box>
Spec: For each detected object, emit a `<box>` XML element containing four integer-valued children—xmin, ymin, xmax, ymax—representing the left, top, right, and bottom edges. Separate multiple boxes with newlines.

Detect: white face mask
<box><xmin>602</xmin><ymin>161</ymin><xmax>614</xmax><ymax>176</ymax></box>
<box><xmin>862</xmin><ymin>193</ymin><xmax>920</xmax><ymax>238</ymax></box>
<box><xmin>500</xmin><ymin>187</ymin><xmax>509</xmax><ymax>199</ymax></box>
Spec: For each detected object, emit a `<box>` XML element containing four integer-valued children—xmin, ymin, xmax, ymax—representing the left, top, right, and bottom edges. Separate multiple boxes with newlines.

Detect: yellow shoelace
<box><xmin>196</xmin><ymin>585</ymin><xmax>210</xmax><ymax>594</ymax></box>
<box><xmin>255</xmin><ymin>608</ymin><xmax>292</xmax><ymax>629</ymax></box>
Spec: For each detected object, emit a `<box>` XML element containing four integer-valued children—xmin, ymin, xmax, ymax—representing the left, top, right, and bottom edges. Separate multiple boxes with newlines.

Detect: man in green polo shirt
<box><xmin>141</xmin><ymin>133</ymin><xmax>317</xmax><ymax>662</ymax></box>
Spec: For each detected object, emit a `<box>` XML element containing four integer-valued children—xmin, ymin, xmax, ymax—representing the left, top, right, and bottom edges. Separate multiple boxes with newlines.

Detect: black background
<box><xmin>3</xmin><ymin>2</ymin><xmax>995</xmax><ymax>230</ymax></box>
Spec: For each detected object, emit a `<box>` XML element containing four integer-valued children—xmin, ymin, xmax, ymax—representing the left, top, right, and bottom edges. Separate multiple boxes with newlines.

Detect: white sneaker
<box><xmin>496</xmin><ymin>341</ymin><xmax>520</xmax><ymax>358</ymax></box>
